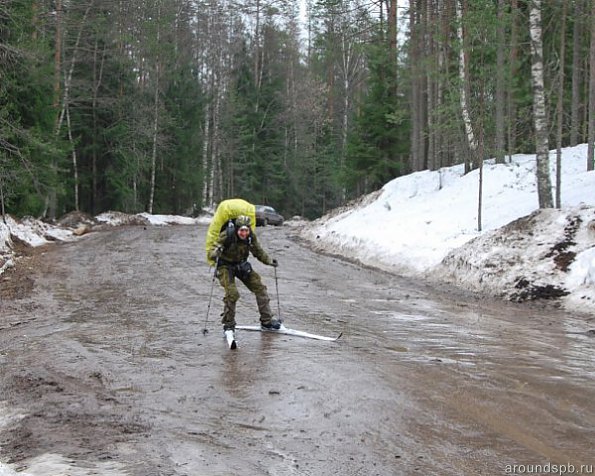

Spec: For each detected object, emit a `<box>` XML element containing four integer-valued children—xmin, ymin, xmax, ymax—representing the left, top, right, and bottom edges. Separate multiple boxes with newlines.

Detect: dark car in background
<box><xmin>255</xmin><ymin>205</ymin><xmax>284</xmax><ymax>226</ymax></box>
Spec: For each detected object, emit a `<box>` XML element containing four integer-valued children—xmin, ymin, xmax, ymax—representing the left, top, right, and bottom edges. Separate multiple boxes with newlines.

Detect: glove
<box><xmin>209</xmin><ymin>246</ymin><xmax>223</xmax><ymax>260</ymax></box>
<box><xmin>271</xmin><ymin>259</ymin><xmax>278</xmax><ymax>267</ymax></box>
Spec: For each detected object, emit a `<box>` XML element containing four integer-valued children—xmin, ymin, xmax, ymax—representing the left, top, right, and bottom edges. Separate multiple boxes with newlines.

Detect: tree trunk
<box><xmin>570</xmin><ymin>0</ymin><xmax>584</xmax><ymax>147</ymax></box>
<box><xmin>212</xmin><ymin>77</ymin><xmax>223</xmax><ymax>199</ymax></box>
<box><xmin>57</xmin><ymin>3</ymin><xmax>93</xmax><ymax>212</ymax></box>
<box><xmin>53</xmin><ymin>0</ymin><xmax>62</xmax><ymax>113</ymax></box>
<box><xmin>47</xmin><ymin>0</ymin><xmax>63</xmax><ymax>219</ymax></box>
<box><xmin>409</xmin><ymin>2</ymin><xmax>421</xmax><ymax>171</ymax></box>
<box><xmin>66</xmin><ymin>105</ymin><xmax>79</xmax><ymax>211</ymax></box>
<box><xmin>426</xmin><ymin>1</ymin><xmax>436</xmax><ymax>170</ymax></box>
<box><xmin>148</xmin><ymin>4</ymin><xmax>162</xmax><ymax>215</ymax></box>
<box><xmin>583</xmin><ymin>55</ymin><xmax>590</xmax><ymax>141</ymax></box>
<box><xmin>529</xmin><ymin>0</ymin><xmax>553</xmax><ymax>208</ymax></box>
<box><xmin>410</xmin><ymin>0</ymin><xmax>425</xmax><ymax>171</ymax></box>
<box><xmin>588</xmin><ymin>0</ymin><xmax>595</xmax><ymax>171</ymax></box>
<box><xmin>495</xmin><ymin>0</ymin><xmax>506</xmax><ymax>164</ymax></box>
<box><xmin>148</xmin><ymin>65</ymin><xmax>159</xmax><ymax>214</ymax></box>
<box><xmin>201</xmin><ymin>100</ymin><xmax>212</xmax><ymax>209</ymax></box>
<box><xmin>506</xmin><ymin>0</ymin><xmax>519</xmax><ymax>161</ymax></box>
<box><xmin>388</xmin><ymin>0</ymin><xmax>397</xmax><ymax>93</ymax></box>
<box><xmin>91</xmin><ymin>37</ymin><xmax>106</xmax><ymax>214</ymax></box>
<box><xmin>456</xmin><ymin>0</ymin><xmax>478</xmax><ymax>172</ymax></box>
<box><xmin>0</xmin><ymin>177</ymin><xmax>6</xmax><ymax>224</ymax></box>
<box><xmin>437</xmin><ymin>0</ymin><xmax>454</xmax><ymax>169</ymax></box>
<box><xmin>555</xmin><ymin>1</ymin><xmax>567</xmax><ymax>208</ymax></box>
<box><xmin>340</xmin><ymin>31</ymin><xmax>360</xmax><ymax>191</ymax></box>
<box><xmin>254</xmin><ymin>0</ymin><xmax>261</xmax><ymax>94</ymax></box>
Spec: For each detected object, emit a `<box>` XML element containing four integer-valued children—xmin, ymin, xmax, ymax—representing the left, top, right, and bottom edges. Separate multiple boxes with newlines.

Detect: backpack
<box><xmin>205</xmin><ymin>199</ymin><xmax>256</xmax><ymax>265</ymax></box>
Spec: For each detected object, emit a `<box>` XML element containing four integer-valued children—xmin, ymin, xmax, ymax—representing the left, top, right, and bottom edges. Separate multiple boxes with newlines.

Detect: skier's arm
<box><xmin>249</xmin><ymin>233</ymin><xmax>275</xmax><ymax>266</ymax></box>
<box><xmin>208</xmin><ymin>231</ymin><xmax>227</xmax><ymax>260</ymax></box>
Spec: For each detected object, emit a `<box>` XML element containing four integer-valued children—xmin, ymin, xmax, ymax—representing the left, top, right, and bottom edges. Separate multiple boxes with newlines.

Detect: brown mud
<box><xmin>1</xmin><ymin>225</ymin><xmax>594</xmax><ymax>475</ymax></box>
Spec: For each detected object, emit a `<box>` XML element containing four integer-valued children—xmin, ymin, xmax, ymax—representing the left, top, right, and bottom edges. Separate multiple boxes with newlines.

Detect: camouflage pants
<box><xmin>216</xmin><ymin>265</ymin><xmax>274</xmax><ymax>329</ymax></box>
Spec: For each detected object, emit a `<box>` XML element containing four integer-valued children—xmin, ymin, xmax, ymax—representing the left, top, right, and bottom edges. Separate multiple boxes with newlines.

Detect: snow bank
<box><xmin>300</xmin><ymin>144</ymin><xmax>595</xmax><ymax>314</ymax></box>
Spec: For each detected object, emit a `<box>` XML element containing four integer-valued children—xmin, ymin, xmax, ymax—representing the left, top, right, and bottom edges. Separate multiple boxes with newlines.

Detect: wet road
<box><xmin>0</xmin><ymin>224</ymin><xmax>594</xmax><ymax>475</ymax></box>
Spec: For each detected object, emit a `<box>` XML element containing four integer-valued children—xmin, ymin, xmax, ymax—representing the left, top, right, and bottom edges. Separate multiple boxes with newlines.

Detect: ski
<box><xmin>224</xmin><ymin>329</ymin><xmax>237</xmax><ymax>349</ymax></box>
<box><xmin>235</xmin><ymin>324</ymin><xmax>342</xmax><ymax>342</ymax></box>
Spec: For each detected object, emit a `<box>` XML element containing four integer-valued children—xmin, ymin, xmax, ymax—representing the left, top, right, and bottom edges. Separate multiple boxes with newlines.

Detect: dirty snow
<box><xmin>297</xmin><ymin>144</ymin><xmax>595</xmax><ymax>314</ymax></box>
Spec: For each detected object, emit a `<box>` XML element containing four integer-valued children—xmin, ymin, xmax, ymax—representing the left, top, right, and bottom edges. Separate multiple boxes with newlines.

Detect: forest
<box><xmin>1</xmin><ymin>0</ymin><xmax>594</xmax><ymax>221</ymax></box>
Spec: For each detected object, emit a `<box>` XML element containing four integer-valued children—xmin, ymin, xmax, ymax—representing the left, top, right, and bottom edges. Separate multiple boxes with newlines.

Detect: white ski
<box><xmin>235</xmin><ymin>324</ymin><xmax>342</xmax><ymax>342</ymax></box>
<box><xmin>224</xmin><ymin>329</ymin><xmax>237</xmax><ymax>349</ymax></box>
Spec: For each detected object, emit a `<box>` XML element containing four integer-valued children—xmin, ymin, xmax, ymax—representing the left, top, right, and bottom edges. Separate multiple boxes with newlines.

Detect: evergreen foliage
<box><xmin>1</xmin><ymin>0</ymin><xmax>592</xmax><ymax>220</ymax></box>
<box><xmin>346</xmin><ymin>39</ymin><xmax>408</xmax><ymax>195</ymax></box>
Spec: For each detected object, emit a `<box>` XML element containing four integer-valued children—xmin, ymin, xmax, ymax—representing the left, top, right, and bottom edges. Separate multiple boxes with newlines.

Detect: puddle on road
<box><xmin>0</xmin><ymin>453</ymin><xmax>129</xmax><ymax>476</ymax></box>
<box><xmin>359</xmin><ymin>300</ymin><xmax>595</xmax><ymax>384</ymax></box>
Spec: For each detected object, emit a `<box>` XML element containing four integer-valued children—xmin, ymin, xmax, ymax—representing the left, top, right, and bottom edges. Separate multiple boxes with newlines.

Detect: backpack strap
<box><xmin>220</xmin><ymin>219</ymin><xmax>235</xmax><ymax>247</ymax></box>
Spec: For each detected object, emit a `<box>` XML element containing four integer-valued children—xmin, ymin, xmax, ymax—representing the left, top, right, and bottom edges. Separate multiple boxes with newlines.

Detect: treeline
<box><xmin>0</xmin><ymin>0</ymin><xmax>593</xmax><ymax>221</ymax></box>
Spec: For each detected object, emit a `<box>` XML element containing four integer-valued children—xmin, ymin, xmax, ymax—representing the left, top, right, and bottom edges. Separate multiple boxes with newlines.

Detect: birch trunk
<box><xmin>56</xmin><ymin>4</ymin><xmax>92</xmax><ymax>135</ymax></box>
<box><xmin>529</xmin><ymin>0</ymin><xmax>553</xmax><ymax>208</ymax></box>
<box><xmin>201</xmin><ymin>100</ymin><xmax>212</xmax><ymax>209</ymax></box>
<box><xmin>91</xmin><ymin>38</ymin><xmax>106</xmax><ymax>214</ymax></box>
<box><xmin>456</xmin><ymin>0</ymin><xmax>478</xmax><ymax>170</ymax></box>
<box><xmin>340</xmin><ymin>33</ymin><xmax>351</xmax><ymax>180</ymax></box>
<box><xmin>66</xmin><ymin>105</ymin><xmax>79</xmax><ymax>211</ymax></box>
<box><xmin>338</xmin><ymin>21</ymin><xmax>363</xmax><ymax>197</ymax></box>
<box><xmin>52</xmin><ymin>2</ymin><xmax>92</xmax><ymax>213</ymax></box>
<box><xmin>148</xmin><ymin>65</ymin><xmax>159</xmax><ymax>214</ymax></box>
<box><xmin>212</xmin><ymin>75</ymin><xmax>223</xmax><ymax>198</ymax></box>
<box><xmin>148</xmin><ymin>4</ymin><xmax>162</xmax><ymax>214</ymax></box>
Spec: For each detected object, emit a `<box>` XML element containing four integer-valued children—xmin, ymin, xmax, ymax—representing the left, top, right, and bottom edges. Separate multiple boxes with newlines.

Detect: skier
<box><xmin>208</xmin><ymin>214</ymin><xmax>280</xmax><ymax>332</ymax></box>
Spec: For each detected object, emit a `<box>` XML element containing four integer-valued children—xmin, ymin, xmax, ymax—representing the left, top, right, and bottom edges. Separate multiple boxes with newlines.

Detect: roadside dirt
<box><xmin>1</xmin><ymin>225</ymin><xmax>594</xmax><ymax>476</ymax></box>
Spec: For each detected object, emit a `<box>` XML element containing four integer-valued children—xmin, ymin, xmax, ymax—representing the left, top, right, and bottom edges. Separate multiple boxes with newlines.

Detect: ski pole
<box><xmin>274</xmin><ymin>265</ymin><xmax>282</xmax><ymax>322</ymax></box>
<box><xmin>203</xmin><ymin>258</ymin><xmax>219</xmax><ymax>335</ymax></box>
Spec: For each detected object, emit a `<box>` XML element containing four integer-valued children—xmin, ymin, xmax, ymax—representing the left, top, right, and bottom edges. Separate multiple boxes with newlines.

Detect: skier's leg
<box><xmin>217</xmin><ymin>266</ymin><xmax>239</xmax><ymax>330</ymax></box>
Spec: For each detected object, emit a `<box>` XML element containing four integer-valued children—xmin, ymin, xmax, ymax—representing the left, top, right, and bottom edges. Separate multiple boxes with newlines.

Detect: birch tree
<box><xmin>55</xmin><ymin>3</ymin><xmax>93</xmax><ymax>212</ymax></box>
<box><xmin>456</xmin><ymin>0</ymin><xmax>478</xmax><ymax>171</ymax></box>
<box><xmin>528</xmin><ymin>0</ymin><xmax>553</xmax><ymax>208</ymax></box>
<box><xmin>147</xmin><ymin>1</ymin><xmax>162</xmax><ymax>215</ymax></box>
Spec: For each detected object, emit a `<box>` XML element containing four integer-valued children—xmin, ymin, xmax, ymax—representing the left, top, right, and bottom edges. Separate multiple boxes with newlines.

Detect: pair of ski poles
<box><xmin>202</xmin><ymin>259</ymin><xmax>281</xmax><ymax>335</ymax></box>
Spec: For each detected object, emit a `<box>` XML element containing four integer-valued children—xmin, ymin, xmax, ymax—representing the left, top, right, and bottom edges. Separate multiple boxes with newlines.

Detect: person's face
<box><xmin>237</xmin><ymin>226</ymin><xmax>250</xmax><ymax>240</ymax></box>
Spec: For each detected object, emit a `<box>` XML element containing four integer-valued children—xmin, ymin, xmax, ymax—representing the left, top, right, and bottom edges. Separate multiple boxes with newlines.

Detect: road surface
<box><xmin>1</xmin><ymin>224</ymin><xmax>593</xmax><ymax>475</ymax></box>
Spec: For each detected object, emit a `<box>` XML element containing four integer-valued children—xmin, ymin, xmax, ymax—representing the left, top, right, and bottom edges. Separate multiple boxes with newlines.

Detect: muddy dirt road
<box><xmin>1</xmin><ymin>225</ymin><xmax>594</xmax><ymax>476</ymax></box>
